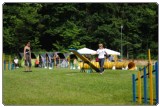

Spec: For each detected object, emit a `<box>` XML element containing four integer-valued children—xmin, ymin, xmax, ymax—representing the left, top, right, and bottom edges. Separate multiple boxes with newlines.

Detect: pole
<box><xmin>132</xmin><ymin>74</ymin><xmax>136</xmax><ymax>102</ymax></box>
<box><xmin>121</xmin><ymin>25</ymin><xmax>123</xmax><ymax>60</ymax></box>
<box><xmin>143</xmin><ymin>67</ymin><xmax>147</xmax><ymax>104</ymax></box>
<box><xmin>148</xmin><ymin>49</ymin><xmax>153</xmax><ymax>105</ymax></box>
<box><xmin>149</xmin><ymin>63</ymin><xmax>153</xmax><ymax>105</ymax></box>
<box><xmin>137</xmin><ymin>71</ymin><xmax>142</xmax><ymax>104</ymax></box>
<box><xmin>155</xmin><ymin>61</ymin><xmax>159</xmax><ymax>105</ymax></box>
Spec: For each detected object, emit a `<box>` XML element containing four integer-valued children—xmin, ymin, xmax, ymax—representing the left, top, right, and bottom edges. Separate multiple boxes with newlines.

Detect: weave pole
<box><xmin>132</xmin><ymin>74</ymin><xmax>136</xmax><ymax>102</ymax></box>
<box><xmin>143</xmin><ymin>67</ymin><xmax>147</xmax><ymax>104</ymax></box>
<box><xmin>148</xmin><ymin>49</ymin><xmax>153</xmax><ymax>105</ymax></box>
<box><xmin>155</xmin><ymin>62</ymin><xmax>159</xmax><ymax>104</ymax></box>
<box><xmin>132</xmin><ymin>49</ymin><xmax>158</xmax><ymax>105</ymax></box>
<box><xmin>3</xmin><ymin>53</ymin><xmax>5</xmax><ymax>71</ymax></box>
<box><xmin>137</xmin><ymin>71</ymin><xmax>142</xmax><ymax>104</ymax></box>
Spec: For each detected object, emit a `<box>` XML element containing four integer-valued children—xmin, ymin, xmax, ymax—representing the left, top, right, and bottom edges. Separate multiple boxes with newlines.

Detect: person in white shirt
<box><xmin>14</xmin><ymin>56</ymin><xmax>19</xmax><ymax>68</ymax></box>
<box><xmin>96</xmin><ymin>43</ymin><xmax>107</xmax><ymax>74</ymax></box>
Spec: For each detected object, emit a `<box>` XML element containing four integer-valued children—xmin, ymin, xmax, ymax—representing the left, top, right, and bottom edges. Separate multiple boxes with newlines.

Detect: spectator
<box><xmin>108</xmin><ymin>55</ymin><xmax>114</xmax><ymax>62</ymax></box>
<box><xmin>14</xmin><ymin>56</ymin><xmax>19</xmax><ymax>68</ymax></box>
<box><xmin>24</xmin><ymin>41</ymin><xmax>32</xmax><ymax>72</ymax></box>
<box><xmin>35</xmin><ymin>59</ymin><xmax>39</xmax><ymax>67</ymax></box>
<box><xmin>54</xmin><ymin>53</ymin><xmax>60</xmax><ymax>67</ymax></box>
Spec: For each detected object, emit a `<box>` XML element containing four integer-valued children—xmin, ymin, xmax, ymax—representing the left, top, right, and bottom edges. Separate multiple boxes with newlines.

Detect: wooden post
<box><xmin>149</xmin><ymin>64</ymin><xmax>153</xmax><ymax>105</ymax></box>
<box><xmin>148</xmin><ymin>49</ymin><xmax>153</xmax><ymax>105</ymax></box>
<box><xmin>148</xmin><ymin>49</ymin><xmax>151</xmax><ymax>61</ymax></box>
<box><xmin>148</xmin><ymin>49</ymin><xmax>151</xmax><ymax>78</ymax></box>
<box><xmin>137</xmin><ymin>71</ymin><xmax>142</xmax><ymax>104</ymax></box>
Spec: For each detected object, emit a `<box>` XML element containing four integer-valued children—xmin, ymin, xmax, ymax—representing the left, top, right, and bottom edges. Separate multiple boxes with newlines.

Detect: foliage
<box><xmin>3</xmin><ymin>3</ymin><xmax>158</xmax><ymax>59</ymax></box>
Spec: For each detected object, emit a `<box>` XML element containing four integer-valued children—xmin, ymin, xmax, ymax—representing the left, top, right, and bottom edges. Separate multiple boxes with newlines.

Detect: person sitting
<box><xmin>14</xmin><ymin>56</ymin><xmax>19</xmax><ymax>68</ymax></box>
<box><xmin>35</xmin><ymin>59</ymin><xmax>39</xmax><ymax>67</ymax></box>
<box><xmin>108</xmin><ymin>55</ymin><xmax>114</xmax><ymax>62</ymax></box>
<box><xmin>54</xmin><ymin>53</ymin><xmax>60</xmax><ymax>67</ymax></box>
<box><xmin>45</xmin><ymin>53</ymin><xmax>49</xmax><ymax>68</ymax></box>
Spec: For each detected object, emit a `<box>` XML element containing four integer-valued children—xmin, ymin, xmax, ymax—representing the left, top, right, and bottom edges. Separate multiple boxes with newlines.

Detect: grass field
<box><xmin>3</xmin><ymin>67</ymin><xmax>142</xmax><ymax>105</ymax></box>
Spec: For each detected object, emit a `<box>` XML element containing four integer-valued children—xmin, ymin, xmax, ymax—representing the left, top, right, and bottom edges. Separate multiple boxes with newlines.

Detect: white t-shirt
<box><xmin>97</xmin><ymin>48</ymin><xmax>107</xmax><ymax>59</ymax></box>
<box><xmin>14</xmin><ymin>59</ymin><xmax>18</xmax><ymax>64</ymax></box>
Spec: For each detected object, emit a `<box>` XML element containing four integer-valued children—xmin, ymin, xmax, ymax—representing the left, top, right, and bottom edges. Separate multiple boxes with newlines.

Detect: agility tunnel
<box><xmin>79</xmin><ymin>61</ymin><xmax>136</xmax><ymax>70</ymax></box>
<box><xmin>69</xmin><ymin>48</ymin><xmax>136</xmax><ymax>71</ymax></box>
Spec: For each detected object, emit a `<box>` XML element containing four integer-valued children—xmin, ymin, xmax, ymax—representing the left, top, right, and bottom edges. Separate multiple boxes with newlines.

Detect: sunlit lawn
<box><xmin>3</xmin><ymin>67</ymin><xmax>141</xmax><ymax>105</ymax></box>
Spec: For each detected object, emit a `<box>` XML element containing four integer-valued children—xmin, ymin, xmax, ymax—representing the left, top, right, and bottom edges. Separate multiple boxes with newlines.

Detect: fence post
<box><xmin>3</xmin><ymin>53</ymin><xmax>4</xmax><ymax>71</ymax></box>
<box><xmin>4</xmin><ymin>60</ymin><xmax>6</xmax><ymax>71</ymax></box>
<box><xmin>143</xmin><ymin>67</ymin><xmax>147</xmax><ymax>104</ymax></box>
<box><xmin>8</xmin><ymin>63</ymin><xmax>10</xmax><ymax>70</ymax></box>
<box><xmin>149</xmin><ymin>62</ymin><xmax>153</xmax><ymax>105</ymax></box>
<box><xmin>132</xmin><ymin>74</ymin><xmax>136</xmax><ymax>102</ymax></box>
<box><xmin>3</xmin><ymin>53</ymin><xmax>5</xmax><ymax>71</ymax></box>
<box><xmin>9</xmin><ymin>55</ymin><xmax>11</xmax><ymax>70</ymax></box>
<box><xmin>11</xmin><ymin>63</ymin><xmax>15</xmax><ymax>70</ymax></box>
<box><xmin>148</xmin><ymin>49</ymin><xmax>151</xmax><ymax>78</ymax></box>
<box><xmin>155</xmin><ymin>61</ymin><xmax>159</xmax><ymax>105</ymax></box>
<box><xmin>137</xmin><ymin>71</ymin><xmax>142</xmax><ymax>104</ymax></box>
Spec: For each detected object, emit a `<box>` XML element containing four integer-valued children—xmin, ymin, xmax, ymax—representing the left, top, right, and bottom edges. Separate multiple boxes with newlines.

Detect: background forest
<box><xmin>3</xmin><ymin>3</ymin><xmax>158</xmax><ymax>59</ymax></box>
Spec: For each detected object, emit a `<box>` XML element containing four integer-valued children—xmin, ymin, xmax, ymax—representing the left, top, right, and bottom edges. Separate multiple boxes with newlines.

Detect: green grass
<box><xmin>3</xmin><ymin>67</ymin><xmax>141</xmax><ymax>105</ymax></box>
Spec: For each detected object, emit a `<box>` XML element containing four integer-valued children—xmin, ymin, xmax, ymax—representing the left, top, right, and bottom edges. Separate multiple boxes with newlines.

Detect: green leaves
<box><xmin>3</xmin><ymin>3</ymin><xmax>158</xmax><ymax>59</ymax></box>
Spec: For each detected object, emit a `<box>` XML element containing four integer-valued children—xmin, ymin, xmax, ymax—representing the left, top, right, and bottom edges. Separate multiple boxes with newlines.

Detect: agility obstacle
<box><xmin>132</xmin><ymin>49</ymin><xmax>158</xmax><ymax>105</ymax></box>
<box><xmin>3</xmin><ymin>53</ymin><xmax>15</xmax><ymax>71</ymax></box>
<box><xmin>69</xmin><ymin>49</ymin><xmax>137</xmax><ymax>72</ymax></box>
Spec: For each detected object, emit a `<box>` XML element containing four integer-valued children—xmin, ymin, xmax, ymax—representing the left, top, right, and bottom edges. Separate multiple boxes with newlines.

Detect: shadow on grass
<box><xmin>64</xmin><ymin>70</ymin><xmax>99</xmax><ymax>76</ymax></box>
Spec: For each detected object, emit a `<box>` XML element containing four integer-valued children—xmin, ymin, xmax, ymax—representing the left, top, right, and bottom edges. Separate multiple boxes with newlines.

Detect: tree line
<box><xmin>3</xmin><ymin>3</ymin><xmax>158</xmax><ymax>59</ymax></box>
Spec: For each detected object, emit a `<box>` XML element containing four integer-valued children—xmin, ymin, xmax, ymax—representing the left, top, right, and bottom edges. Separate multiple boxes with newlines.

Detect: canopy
<box><xmin>105</xmin><ymin>48</ymin><xmax>120</xmax><ymax>55</ymax></box>
<box><xmin>77</xmin><ymin>48</ymin><xmax>96</xmax><ymax>54</ymax></box>
<box><xmin>77</xmin><ymin>48</ymin><xmax>120</xmax><ymax>55</ymax></box>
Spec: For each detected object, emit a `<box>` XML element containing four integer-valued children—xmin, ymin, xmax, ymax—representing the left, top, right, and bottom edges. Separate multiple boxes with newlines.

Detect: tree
<box><xmin>3</xmin><ymin>3</ymin><xmax>42</xmax><ymax>53</ymax></box>
<box><xmin>3</xmin><ymin>3</ymin><xmax>158</xmax><ymax>59</ymax></box>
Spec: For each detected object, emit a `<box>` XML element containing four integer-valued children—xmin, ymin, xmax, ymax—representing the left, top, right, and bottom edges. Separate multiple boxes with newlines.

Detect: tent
<box><xmin>77</xmin><ymin>47</ymin><xmax>120</xmax><ymax>55</ymax></box>
<box><xmin>77</xmin><ymin>48</ymin><xmax>96</xmax><ymax>54</ymax></box>
<box><xmin>104</xmin><ymin>48</ymin><xmax>120</xmax><ymax>55</ymax></box>
<box><xmin>39</xmin><ymin>52</ymin><xmax>67</xmax><ymax>68</ymax></box>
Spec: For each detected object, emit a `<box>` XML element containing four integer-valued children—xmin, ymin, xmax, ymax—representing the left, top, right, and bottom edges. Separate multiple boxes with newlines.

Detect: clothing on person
<box><xmin>25</xmin><ymin>49</ymin><xmax>30</xmax><ymax>55</ymax></box>
<box><xmin>99</xmin><ymin>58</ymin><xmax>105</xmax><ymax>72</ymax></box>
<box><xmin>96</xmin><ymin>57</ymin><xmax>99</xmax><ymax>62</ymax></box>
<box><xmin>109</xmin><ymin>55</ymin><xmax>114</xmax><ymax>62</ymax></box>
<box><xmin>97</xmin><ymin>49</ymin><xmax>107</xmax><ymax>59</ymax></box>
<box><xmin>25</xmin><ymin>48</ymin><xmax>31</xmax><ymax>67</ymax></box>
<box><xmin>25</xmin><ymin>52</ymin><xmax>32</xmax><ymax>67</ymax></box>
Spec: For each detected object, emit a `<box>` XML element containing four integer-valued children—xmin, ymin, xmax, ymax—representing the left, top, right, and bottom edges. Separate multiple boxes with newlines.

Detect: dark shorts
<box><xmin>25</xmin><ymin>54</ymin><xmax>32</xmax><ymax>67</ymax></box>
